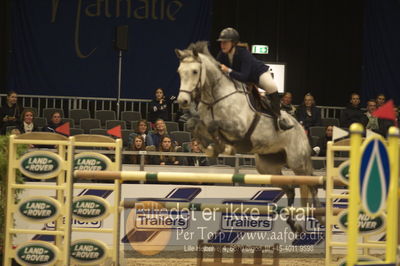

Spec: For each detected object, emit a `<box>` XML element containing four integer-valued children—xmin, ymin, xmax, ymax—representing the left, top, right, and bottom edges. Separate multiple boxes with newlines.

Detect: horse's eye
<box><xmin>192</xmin><ymin>70</ymin><xmax>198</xmax><ymax>75</ymax></box>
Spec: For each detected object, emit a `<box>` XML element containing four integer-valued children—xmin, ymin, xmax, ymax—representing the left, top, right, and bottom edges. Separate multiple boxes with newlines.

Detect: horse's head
<box><xmin>175</xmin><ymin>48</ymin><xmax>203</xmax><ymax>109</ymax></box>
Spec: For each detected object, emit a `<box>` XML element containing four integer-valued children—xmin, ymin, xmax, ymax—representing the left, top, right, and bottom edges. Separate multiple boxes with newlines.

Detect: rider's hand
<box><xmin>220</xmin><ymin>64</ymin><xmax>231</xmax><ymax>74</ymax></box>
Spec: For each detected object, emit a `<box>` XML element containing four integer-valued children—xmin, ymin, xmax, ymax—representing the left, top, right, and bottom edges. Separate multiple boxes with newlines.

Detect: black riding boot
<box><xmin>270</xmin><ymin>92</ymin><xmax>293</xmax><ymax>131</ymax></box>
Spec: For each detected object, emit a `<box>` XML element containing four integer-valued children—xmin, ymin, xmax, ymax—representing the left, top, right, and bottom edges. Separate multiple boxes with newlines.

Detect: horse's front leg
<box><xmin>207</xmin><ymin>120</ymin><xmax>236</xmax><ymax>156</ymax></box>
<box><xmin>282</xmin><ymin>186</ymin><xmax>304</xmax><ymax>234</ymax></box>
<box><xmin>189</xmin><ymin>119</ymin><xmax>225</xmax><ymax>157</ymax></box>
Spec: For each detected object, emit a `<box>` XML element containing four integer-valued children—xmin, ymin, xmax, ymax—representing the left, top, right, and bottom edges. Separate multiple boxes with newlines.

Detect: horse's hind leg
<box><xmin>288</xmin><ymin>152</ymin><xmax>324</xmax><ymax>225</ymax></box>
<box><xmin>255</xmin><ymin>153</ymin><xmax>285</xmax><ymax>177</ymax></box>
<box><xmin>256</xmin><ymin>153</ymin><xmax>302</xmax><ymax>233</ymax></box>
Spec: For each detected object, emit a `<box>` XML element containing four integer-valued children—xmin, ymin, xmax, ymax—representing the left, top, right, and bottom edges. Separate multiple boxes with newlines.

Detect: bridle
<box><xmin>178</xmin><ymin>54</ymin><xmax>246</xmax><ymax>119</ymax></box>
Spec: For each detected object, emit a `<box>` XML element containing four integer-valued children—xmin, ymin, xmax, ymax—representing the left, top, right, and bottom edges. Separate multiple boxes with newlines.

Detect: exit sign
<box><xmin>251</xmin><ymin>45</ymin><xmax>269</xmax><ymax>54</ymax></box>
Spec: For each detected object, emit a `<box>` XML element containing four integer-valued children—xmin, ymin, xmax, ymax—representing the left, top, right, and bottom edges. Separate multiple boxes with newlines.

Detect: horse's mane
<box><xmin>186</xmin><ymin>41</ymin><xmax>219</xmax><ymax>65</ymax></box>
<box><xmin>186</xmin><ymin>41</ymin><xmax>245</xmax><ymax>89</ymax></box>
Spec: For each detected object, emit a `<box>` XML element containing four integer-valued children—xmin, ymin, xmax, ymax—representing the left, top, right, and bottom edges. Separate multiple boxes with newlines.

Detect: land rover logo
<box><xmin>338</xmin><ymin>160</ymin><xmax>350</xmax><ymax>185</ymax></box>
<box><xmin>71</xmin><ymin>239</ymin><xmax>108</xmax><ymax>265</ymax></box>
<box><xmin>19</xmin><ymin>151</ymin><xmax>62</xmax><ymax>179</ymax></box>
<box><xmin>337</xmin><ymin>210</ymin><xmax>385</xmax><ymax>236</ymax></box>
<box><xmin>15</xmin><ymin>241</ymin><xmax>59</xmax><ymax>266</ymax></box>
<box><xmin>18</xmin><ymin>196</ymin><xmax>61</xmax><ymax>223</ymax></box>
<box><xmin>73</xmin><ymin>152</ymin><xmax>112</xmax><ymax>171</ymax></box>
<box><xmin>72</xmin><ymin>196</ymin><xmax>110</xmax><ymax>222</ymax></box>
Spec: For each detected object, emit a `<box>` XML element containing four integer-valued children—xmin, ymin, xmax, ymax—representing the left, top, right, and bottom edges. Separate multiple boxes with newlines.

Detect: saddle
<box><xmin>246</xmin><ymin>83</ymin><xmax>273</xmax><ymax>116</ymax></box>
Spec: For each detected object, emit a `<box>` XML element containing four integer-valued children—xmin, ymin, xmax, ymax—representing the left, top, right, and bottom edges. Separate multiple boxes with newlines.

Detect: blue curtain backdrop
<box><xmin>362</xmin><ymin>0</ymin><xmax>400</xmax><ymax>104</ymax></box>
<box><xmin>8</xmin><ymin>0</ymin><xmax>212</xmax><ymax>99</ymax></box>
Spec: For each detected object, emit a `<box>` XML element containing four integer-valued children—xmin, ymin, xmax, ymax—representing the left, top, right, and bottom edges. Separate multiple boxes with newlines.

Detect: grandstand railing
<box><xmin>1</xmin><ymin>93</ymin><xmax>345</xmax><ymax>119</ymax></box>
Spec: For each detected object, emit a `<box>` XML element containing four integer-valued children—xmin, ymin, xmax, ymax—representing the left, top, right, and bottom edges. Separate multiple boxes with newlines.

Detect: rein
<box><xmin>179</xmin><ymin>53</ymin><xmax>260</xmax><ymax>146</ymax></box>
<box><xmin>196</xmin><ymin>59</ymin><xmax>260</xmax><ymax>146</ymax></box>
<box><xmin>199</xmin><ymin>65</ymin><xmax>247</xmax><ymax>120</ymax></box>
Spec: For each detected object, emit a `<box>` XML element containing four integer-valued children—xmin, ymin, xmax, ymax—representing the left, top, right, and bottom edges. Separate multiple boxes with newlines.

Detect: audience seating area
<box><xmin>9</xmin><ymin>104</ymin><xmax>353</xmax><ymax>169</ymax></box>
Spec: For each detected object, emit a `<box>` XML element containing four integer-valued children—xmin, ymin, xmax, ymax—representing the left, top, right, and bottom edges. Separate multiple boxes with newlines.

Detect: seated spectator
<box><xmin>42</xmin><ymin>111</ymin><xmax>67</xmax><ymax>136</ymax></box>
<box><xmin>154</xmin><ymin>136</ymin><xmax>179</xmax><ymax>165</ymax></box>
<box><xmin>128</xmin><ymin>119</ymin><xmax>154</xmax><ymax>147</ymax></box>
<box><xmin>187</xmin><ymin>138</ymin><xmax>209</xmax><ymax>166</ymax></box>
<box><xmin>376</xmin><ymin>93</ymin><xmax>386</xmax><ymax>107</ymax></box>
<box><xmin>340</xmin><ymin>93</ymin><xmax>364</xmax><ymax>128</ymax></box>
<box><xmin>0</xmin><ymin>91</ymin><xmax>22</xmax><ymax>134</ymax></box>
<box><xmin>295</xmin><ymin>93</ymin><xmax>321</xmax><ymax>132</ymax></box>
<box><xmin>148</xmin><ymin>88</ymin><xmax>173</xmax><ymax>124</ymax></box>
<box><xmin>360</xmin><ymin>99</ymin><xmax>385</xmax><ymax>135</ymax></box>
<box><xmin>130</xmin><ymin>135</ymin><xmax>148</xmax><ymax>164</ymax></box>
<box><xmin>149</xmin><ymin>118</ymin><xmax>169</xmax><ymax>147</ymax></box>
<box><xmin>17</xmin><ymin>109</ymin><xmax>39</xmax><ymax>133</ymax></box>
<box><xmin>314</xmin><ymin>125</ymin><xmax>333</xmax><ymax>157</ymax></box>
<box><xmin>280</xmin><ymin>92</ymin><xmax>296</xmax><ymax>117</ymax></box>
<box><xmin>378</xmin><ymin>105</ymin><xmax>399</xmax><ymax>137</ymax></box>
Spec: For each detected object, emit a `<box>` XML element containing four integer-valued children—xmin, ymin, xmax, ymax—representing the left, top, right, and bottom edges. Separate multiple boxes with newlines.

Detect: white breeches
<box><xmin>258</xmin><ymin>70</ymin><xmax>278</xmax><ymax>95</ymax></box>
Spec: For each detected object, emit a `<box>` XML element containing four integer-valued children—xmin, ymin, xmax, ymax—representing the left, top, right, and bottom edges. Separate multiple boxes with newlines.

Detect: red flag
<box><xmin>107</xmin><ymin>125</ymin><xmax>121</xmax><ymax>138</ymax></box>
<box><xmin>55</xmin><ymin>122</ymin><xmax>70</xmax><ymax>136</ymax></box>
<box><xmin>372</xmin><ymin>99</ymin><xmax>396</xmax><ymax>121</ymax></box>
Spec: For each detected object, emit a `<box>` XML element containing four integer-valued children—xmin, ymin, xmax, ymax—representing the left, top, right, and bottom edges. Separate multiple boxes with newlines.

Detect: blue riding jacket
<box><xmin>216</xmin><ymin>46</ymin><xmax>269</xmax><ymax>84</ymax></box>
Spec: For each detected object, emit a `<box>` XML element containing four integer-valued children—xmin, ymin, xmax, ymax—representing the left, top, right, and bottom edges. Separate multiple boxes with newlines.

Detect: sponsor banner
<box><xmin>221</xmin><ymin>214</ymin><xmax>273</xmax><ymax>231</ymax></box>
<box><xmin>73</xmin><ymin>152</ymin><xmax>112</xmax><ymax>171</ymax></box>
<box><xmin>15</xmin><ymin>241</ymin><xmax>60</xmax><ymax>266</ymax></box>
<box><xmin>338</xmin><ymin>160</ymin><xmax>350</xmax><ymax>185</ymax></box>
<box><xmin>71</xmin><ymin>239</ymin><xmax>108</xmax><ymax>265</ymax></box>
<box><xmin>72</xmin><ymin>195</ymin><xmax>111</xmax><ymax>222</ymax></box>
<box><xmin>14</xmin><ymin>183</ymin><xmax>386</xmax><ymax>258</ymax></box>
<box><xmin>18</xmin><ymin>196</ymin><xmax>61</xmax><ymax>223</ymax></box>
<box><xmin>135</xmin><ymin>210</ymin><xmax>190</xmax><ymax>230</ymax></box>
<box><xmin>19</xmin><ymin>151</ymin><xmax>63</xmax><ymax>179</ymax></box>
<box><xmin>337</xmin><ymin>210</ymin><xmax>386</xmax><ymax>236</ymax></box>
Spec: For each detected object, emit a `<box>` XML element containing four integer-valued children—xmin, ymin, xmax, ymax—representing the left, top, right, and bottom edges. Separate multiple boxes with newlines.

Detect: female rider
<box><xmin>216</xmin><ymin>27</ymin><xmax>292</xmax><ymax>131</ymax></box>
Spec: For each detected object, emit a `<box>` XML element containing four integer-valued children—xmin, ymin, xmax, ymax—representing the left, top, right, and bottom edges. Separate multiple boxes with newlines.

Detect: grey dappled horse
<box><xmin>175</xmin><ymin>42</ymin><xmax>320</xmax><ymax>232</ymax></box>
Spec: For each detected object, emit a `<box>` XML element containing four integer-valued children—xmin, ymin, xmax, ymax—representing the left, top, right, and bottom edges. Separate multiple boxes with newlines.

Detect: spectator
<box><xmin>360</xmin><ymin>99</ymin><xmax>385</xmax><ymax>135</ymax></box>
<box><xmin>378</xmin><ymin>105</ymin><xmax>399</xmax><ymax>137</ymax></box>
<box><xmin>186</xmin><ymin>138</ymin><xmax>209</xmax><ymax>166</ymax></box>
<box><xmin>149</xmin><ymin>118</ymin><xmax>169</xmax><ymax>148</ymax></box>
<box><xmin>17</xmin><ymin>109</ymin><xmax>39</xmax><ymax>133</ymax></box>
<box><xmin>154</xmin><ymin>135</ymin><xmax>179</xmax><ymax>165</ymax></box>
<box><xmin>295</xmin><ymin>93</ymin><xmax>322</xmax><ymax>132</ymax></box>
<box><xmin>42</xmin><ymin>111</ymin><xmax>67</xmax><ymax>136</ymax></box>
<box><xmin>148</xmin><ymin>88</ymin><xmax>172</xmax><ymax>124</ymax></box>
<box><xmin>280</xmin><ymin>92</ymin><xmax>296</xmax><ymax>117</ymax></box>
<box><xmin>129</xmin><ymin>135</ymin><xmax>147</xmax><ymax>164</ymax></box>
<box><xmin>128</xmin><ymin>119</ymin><xmax>154</xmax><ymax>147</ymax></box>
<box><xmin>340</xmin><ymin>93</ymin><xmax>364</xmax><ymax>128</ymax></box>
<box><xmin>314</xmin><ymin>125</ymin><xmax>333</xmax><ymax>157</ymax></box>
<box><xmin>0</xmin><ymin>91</ymin><xmax>22</xmax><ymax>134</ymax></box>
<box><xmin>376</xmin><ymin>93</ymin><xmax>386</xmax><ymax>107</ymax></box>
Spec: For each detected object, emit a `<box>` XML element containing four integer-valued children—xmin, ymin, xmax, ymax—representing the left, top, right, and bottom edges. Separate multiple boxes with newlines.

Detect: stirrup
<box><xmin>278</xmin><ymin>118</ymin><xmax>293</xmax><ymax>131</ymax></box>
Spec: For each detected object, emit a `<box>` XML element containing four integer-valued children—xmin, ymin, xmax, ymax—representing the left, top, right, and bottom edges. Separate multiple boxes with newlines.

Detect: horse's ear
<box><xmin>192</xmin><ymin>48</ymin><xmax>199</xmax><ymax>58</ymax></box>
<box><xmin>175</xmin><ymin>49</ymin><xmax>184</xmax><ymax>60</ymax></box>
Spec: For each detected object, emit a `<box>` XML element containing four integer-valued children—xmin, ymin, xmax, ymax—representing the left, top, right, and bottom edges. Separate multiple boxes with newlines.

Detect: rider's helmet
<box><xmin>217</xmin><ymin>27</ymin><xmax>240</xmax><ymax>43</ymax></box>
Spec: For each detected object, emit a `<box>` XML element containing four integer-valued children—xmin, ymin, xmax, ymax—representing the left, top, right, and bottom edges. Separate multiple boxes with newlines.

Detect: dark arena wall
<box><xmin>1</xmin><ymin>0</ymin><xmax>400</xmax><ymax>107</ymax></box>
